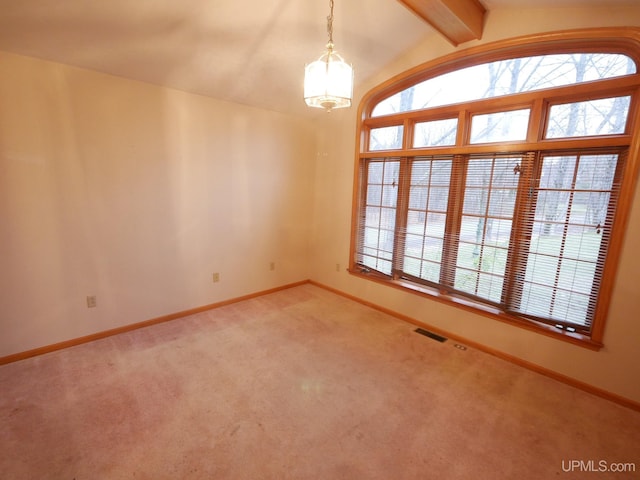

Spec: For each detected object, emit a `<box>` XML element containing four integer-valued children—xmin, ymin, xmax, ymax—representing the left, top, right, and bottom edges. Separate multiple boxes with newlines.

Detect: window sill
<box><xmin>348</xmin><ymin>268</ymin><xmax>604</xmax><ymax>351</ymax></box>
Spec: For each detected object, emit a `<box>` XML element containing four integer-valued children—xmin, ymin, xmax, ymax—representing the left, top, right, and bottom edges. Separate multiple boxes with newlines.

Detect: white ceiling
<box><xmin>0</xmin><ymin>0</ymin><xmax>635</xmax><ymax>117</ymax></box>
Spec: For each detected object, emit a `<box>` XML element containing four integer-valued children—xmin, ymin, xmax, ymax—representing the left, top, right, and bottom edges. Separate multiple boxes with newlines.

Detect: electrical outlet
<box><xmin>269</xmin><ymin>262</ymin><xmax>275</xmax><ymax>271</ymax></box>
<box><xmin>86</xmin><ymin>295</ymin><xmax>97</xmax><ymax>308</ymax></box>
<box><xmin>212</xmin><ymin>272</ymin><xmax>220</xmax><ymax>283</ymax></box>
<box><xmin>336</xmin><ymin>263</ymin><xmax>340</xmax><ymax>272</ymax></box>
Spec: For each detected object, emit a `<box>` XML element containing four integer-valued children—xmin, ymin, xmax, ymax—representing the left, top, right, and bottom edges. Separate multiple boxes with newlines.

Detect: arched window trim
<box><xmin>350</xmin><ymin>27</ymin><xmax>640</xmax><ymax>350</ymax></box>
<box><xmin>360</xmin><ymin>28</ymin><xmax>640</xmax><ymax>120</ymax></box>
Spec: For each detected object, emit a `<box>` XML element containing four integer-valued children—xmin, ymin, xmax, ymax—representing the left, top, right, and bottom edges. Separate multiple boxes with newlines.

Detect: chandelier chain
<box><xmin>326</xmin><ymin>0</ymin><xmax>335</xmax><ymax>46</ymax></box>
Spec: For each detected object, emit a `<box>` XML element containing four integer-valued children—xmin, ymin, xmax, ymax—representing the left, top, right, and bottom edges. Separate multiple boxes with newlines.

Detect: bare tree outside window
<box><xmin>372</xmin><ymin>53</ymin><xmax>634</xmax><ymax>116</ymax></box>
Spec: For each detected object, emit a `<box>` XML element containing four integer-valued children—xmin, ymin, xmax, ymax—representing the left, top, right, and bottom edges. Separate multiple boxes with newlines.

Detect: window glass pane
<box><xmin>521</xmin><ymin>238</ymin><xmax>597</xmax><ymax>326</ymax></box>
<box><xmin>455</xmin><ymin>156</ymin><xmax>520</xmax><ymax>303</ymax></box>
<box><xmin>546</xmin><ymin>96</ymin><xmax>630</xmax><ymax>138</ymax></box>
<box><xmin>366</xmin><ymin>185</ymin><xmax>382</xmax><ymax>205</ymax></box>
<box><xmin>403</xmin><ymin>157</ymin><xmax>452</xmax><ymax>283</ymax></box>
<box><xmin>372</xmin><ymin>53</ymin><xmax>635</xmax><ymax>116</ymax></box>
<box><xmin>539</xmin><ymin>156</ymin><xmax>576</xmax><ymax>189</ymax></box>
<box><xmin>413</xmin><ymin>118</ymin><xmax>458</xmax><ymax>147</ymax></box>
<box><xmin>577</xmin><ymin>155</ymin><xmax>617</xmax><ymax>191</ymax></box>
<box><xmin>368</xmin><ymin>162</ymin><xmax>384</xmax><ymax>182</ymax></box>
<box><xmin>369</xmin><ymin>126</ymin><xmax>403</xmax><ymax>150</ymax></box>
<box><xmin>517</xmin><ymin>154</ymin><xmax>619</xmax><ymax>326</ymax></box>
<box><xmin>470</xmin><ymin>109</ymin><xmax>530</xmax><ymax>143</ymax></box>
<box><xmin>455</xmin><ymin>243</ymin><xmax>508</xmax><ymax>303</ymax></box>
<box><xmin>359</xmin><ymin>159</ymin><xmax>400</xmax><ymax>275</ymax></box>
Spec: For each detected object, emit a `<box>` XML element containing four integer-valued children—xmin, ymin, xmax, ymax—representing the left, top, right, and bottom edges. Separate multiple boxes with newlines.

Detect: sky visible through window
<box><xmin>372</xmin><ymin>53</ymin><xmax>635</xmax><ymax>117</ymax></box>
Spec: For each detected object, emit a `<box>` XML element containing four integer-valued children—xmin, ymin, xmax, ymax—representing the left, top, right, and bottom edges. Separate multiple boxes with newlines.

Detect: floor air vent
<box><xmin>414</xmin><ymin>328</ymin><xmax>447</xmax><ymax>343</ymax></box>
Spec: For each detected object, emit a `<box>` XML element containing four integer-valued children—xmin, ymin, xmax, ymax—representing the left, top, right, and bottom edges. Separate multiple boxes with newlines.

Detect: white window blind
<box><xmin>355</xmin><ymin>151</ymin><xmax>622</xmax><ymax>333</ymax></box>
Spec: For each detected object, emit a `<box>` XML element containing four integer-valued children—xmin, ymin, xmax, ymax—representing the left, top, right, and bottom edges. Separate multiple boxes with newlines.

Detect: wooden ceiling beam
<box><xmin>397</xmin><ymin>0</ymin><xmax>486</xmax><ymax>45</ymax></box>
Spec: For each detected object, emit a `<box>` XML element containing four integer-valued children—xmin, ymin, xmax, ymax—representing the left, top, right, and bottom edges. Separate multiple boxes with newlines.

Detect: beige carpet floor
<box><xmin>1</xmin><ymin>284</ymin><xmax>639</xmax><ymax>479</ymax></box>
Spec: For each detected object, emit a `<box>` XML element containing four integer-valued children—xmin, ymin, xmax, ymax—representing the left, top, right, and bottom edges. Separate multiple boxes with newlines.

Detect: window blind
<box><xmin>355</xmin><ymin>150</ymin><xmax>624</xmax><ymax>334</ymax></box>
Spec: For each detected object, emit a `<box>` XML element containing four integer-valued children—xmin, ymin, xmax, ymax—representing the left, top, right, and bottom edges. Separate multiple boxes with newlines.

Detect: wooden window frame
<box><xmin>349</xmin><ymin>28</ymin><xmax>640</xmax><ymax>350</ymax></box>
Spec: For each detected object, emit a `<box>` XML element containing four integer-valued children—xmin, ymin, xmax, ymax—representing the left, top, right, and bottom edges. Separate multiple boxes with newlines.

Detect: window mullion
<box><xmin>457</xmin><ymin>110</ymin><xmax>469</xmax><ymax>145</ymax></box>
<box><xmin>503</xmin><ymin>152</ymin><xmax>538</xmax><ymax>313</ymax></box>
<box><xmin>529</xmin><ymin>97</ymin><xmax>546</xmax><ymax>142</ymax></box>
<box><xmin>392</xmin><ymin>157</ymin><xmax>411</xmax><ymax>279</ymax></box>
<box><xmin>440</xmin><ymin>155</ymin><xmax>467</xmax><ymax>291</ymax></box>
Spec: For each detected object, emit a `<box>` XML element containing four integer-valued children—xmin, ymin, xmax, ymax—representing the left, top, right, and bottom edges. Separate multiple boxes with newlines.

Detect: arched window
<box><xmin>349</xmin><ymin>29</ymin><xmax>640</xmax><ymax>348</ymax></box>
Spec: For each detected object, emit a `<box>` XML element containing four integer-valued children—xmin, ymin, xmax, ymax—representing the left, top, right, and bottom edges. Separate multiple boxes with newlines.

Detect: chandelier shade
<box><xmin>303</xmin><ymin>0</ymin><xmax>353</xmax><ymax>112</ymax></box>
<box><xmin>304</xmin><ymin>46</ymin><xmax>353</xmax><ymax>111</ymax></box>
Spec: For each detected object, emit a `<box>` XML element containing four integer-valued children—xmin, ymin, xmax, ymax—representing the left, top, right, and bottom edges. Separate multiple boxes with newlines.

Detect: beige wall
<box><xmin>310</xmin><ymin>6</ymin><xmax>640</xmax><ymax>404</ymax></box>
<box><xmin>0</xmin><ymin>52</ymin><xmax>316</xmax><ymax>357</ymax></box>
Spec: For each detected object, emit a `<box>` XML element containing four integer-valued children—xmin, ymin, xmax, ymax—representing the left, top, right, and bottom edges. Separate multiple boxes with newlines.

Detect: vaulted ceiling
<box><xmin>0</xmin><ymin>0</ymin><xmax>634</xmax><ymax>117</ymax></box>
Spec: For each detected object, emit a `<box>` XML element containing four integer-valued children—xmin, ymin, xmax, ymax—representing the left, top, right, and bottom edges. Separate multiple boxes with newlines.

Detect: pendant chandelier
<box><xmin>303</xmin><ymin>0</ymin><xmax>354</xmax><ymax>112</ymax></box>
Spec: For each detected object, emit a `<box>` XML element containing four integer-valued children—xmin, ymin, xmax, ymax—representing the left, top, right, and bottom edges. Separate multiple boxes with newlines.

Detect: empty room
<box><xmin>1</xmin><ymin>0</ymin><xmax>640</xmax><ymax>478</ymax></box>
